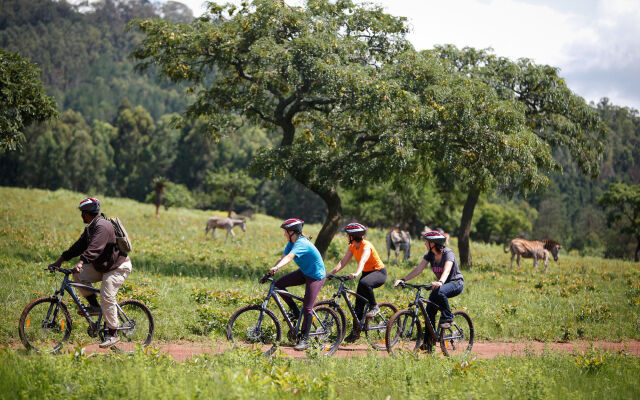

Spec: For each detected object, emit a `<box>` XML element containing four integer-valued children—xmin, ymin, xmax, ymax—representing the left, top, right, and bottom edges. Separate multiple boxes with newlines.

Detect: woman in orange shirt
<box><xmin>329</xmin><ymin>222</ymin><xmax>387</xmax><ymax>342</ymax></box>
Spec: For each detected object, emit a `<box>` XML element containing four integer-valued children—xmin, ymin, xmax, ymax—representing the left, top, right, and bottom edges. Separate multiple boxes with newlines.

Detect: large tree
<box><xmin>426</xmin><ymin>46</ymin><xmax>605</xmax><ymax>265</ymax></box>
<box><xmin>598</xmin><ymin>183</ymin><xmax>640</xmax><ymax>261</ymax></box>
<box><xmin>131</xmin><ymin>0</ymin><xmax>414</xmax><ymax>255</ymax></box>
<box><xmin>0</xmin><ymin>49</ymin><xmax>57</xmax><ymax>151</ymax></box>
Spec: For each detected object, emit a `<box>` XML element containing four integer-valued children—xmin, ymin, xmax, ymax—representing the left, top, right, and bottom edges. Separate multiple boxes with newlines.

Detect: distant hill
<box><xmin>0</xmin><ymin>0</ymin><xmax>194</xmax><ymax>122</ymax></box>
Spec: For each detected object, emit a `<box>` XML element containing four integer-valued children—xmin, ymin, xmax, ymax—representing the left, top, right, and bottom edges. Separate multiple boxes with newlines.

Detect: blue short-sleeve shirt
<box><xmin>283</xmin><ymin>236</ymin><xmax>326</xmax><ymax>280</ymax></box>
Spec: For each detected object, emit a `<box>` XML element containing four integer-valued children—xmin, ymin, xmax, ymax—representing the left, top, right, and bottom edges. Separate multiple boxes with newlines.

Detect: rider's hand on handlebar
<box><xmin>73</xmin><ymin>261</ymin><xmax>84</xmax><ymax>274</ymax></box>
<box><xmin>348</xmin><ymin>273</ymin><xmax>357</xmax><ymax>280</ymax></box>
<box><xmin>268</xmin><ymin>266</ymin><xmax>278</xmax><ymax>276</ymax></box>
<box><xmin>394</xmin><ymin>279</ymin><xmax>405</xmax><ymax>287</ymax></box>
<box><xmin>47</xmin><ymin>263</ymin><xmax>57</xmax><ymax>272</ymax></box>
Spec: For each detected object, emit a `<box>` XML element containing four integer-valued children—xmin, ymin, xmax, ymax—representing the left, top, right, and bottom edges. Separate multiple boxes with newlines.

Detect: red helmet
<box><xmin>343</xmin><ymin>222</ymin><xmax>367</xmax><ymax>236</ymax></box>
<box><xmin>78</xmin><ymin>197</ymin><xmax>100</xmax><ymax>214</ymax></box>
<box><xmin>422</xmin><ymin>231</ymin><xmax>446</xmax><ymax>246</ymax></box>
<box><xmin>280</xmin><ymin>218</ymin><xmax>304</xmax><ymax>233</ymax></box>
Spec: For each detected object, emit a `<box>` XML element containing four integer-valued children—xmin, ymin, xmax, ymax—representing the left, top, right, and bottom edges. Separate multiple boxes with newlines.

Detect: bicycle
<box><xmin>316</xmin><ymin>274</ymin><xmax>397</xmax><ymax>350</ymax></box>
<box><xmin>385</xmin><ymin>281</ymin><xmax>473</xmax><ymax>357</ymax></box>
<box><xmin>18</xmin><ymin>266</ymin><xmax>154</xmax><ymax>354</ymax></box>
<box><xmin>226</xmin><ymin>273</ymin><xmax>343</xmax><ymax>356</ymax></box>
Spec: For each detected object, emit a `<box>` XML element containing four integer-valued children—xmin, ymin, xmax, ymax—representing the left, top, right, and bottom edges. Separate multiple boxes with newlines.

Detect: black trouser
<box><xmin>354</xmin><ymin>268</ymin><xmax>387</xmax><ymax>322</ymax></box>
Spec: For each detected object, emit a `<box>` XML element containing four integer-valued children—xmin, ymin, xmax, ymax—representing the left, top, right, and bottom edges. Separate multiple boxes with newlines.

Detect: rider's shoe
<box><xmin>365</xmin><ymin>305</ymin><xmax>380</xmax><ymax>318</ymax></box>
<box><xmin>293</xmin><ymin>337</ymin><xmax>310</xmax><ymax>351</ymax></box>
<box><xmin>78</xmin><ymin>305</ymin><xmax>101</xmax><ymax>316</ymax></box>
<box><xmin>420</xmin><ymin>336</ymin><xmax>434</xmax><ymax>352</ymax></box>
<box><xmin>439</xmin><ymin>320</ymin><xmax>453</xmax><ymax>330</ymax></box>
<box><xmin>343</xmin><ymin>330</ymin><xmax>361</xmax><ymax>343</ymax></box>
<box><xmin>99</xmin><ymin>333</ymin><xmax>120</xmax><ymax>348</ymax></box>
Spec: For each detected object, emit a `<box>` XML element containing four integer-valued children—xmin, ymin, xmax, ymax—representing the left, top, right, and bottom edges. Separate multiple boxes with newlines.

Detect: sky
<box><xmin>177</xmin><ymin>0</ymin><xmax>640</xmax><ymax>111</ymax></box>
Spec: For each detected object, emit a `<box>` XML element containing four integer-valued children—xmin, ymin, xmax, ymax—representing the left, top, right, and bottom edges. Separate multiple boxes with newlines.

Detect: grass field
<box><xmin>1</xmin><ymin>186</ymin><xmax>639</xmax><ymax>399</ymax></box>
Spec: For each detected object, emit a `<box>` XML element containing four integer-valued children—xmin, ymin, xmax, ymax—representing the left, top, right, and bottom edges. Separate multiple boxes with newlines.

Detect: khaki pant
<box><xmin>73</xmin><ymin>260</ymin><xmax>132</xmax><ymax>329</ymax></box>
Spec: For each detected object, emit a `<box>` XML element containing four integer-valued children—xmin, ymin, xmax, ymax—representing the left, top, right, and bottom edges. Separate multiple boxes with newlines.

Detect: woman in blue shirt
<box><xmin>269</xmin><ymin>218</ymin><xmax>326</xmax><ymax>350</ymax></box>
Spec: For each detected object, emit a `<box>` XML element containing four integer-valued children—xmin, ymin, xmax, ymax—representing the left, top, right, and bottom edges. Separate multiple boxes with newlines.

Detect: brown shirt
<box><xmin>61</xmin><ymin>215</ymin><xmax>127</xmax><ymax>272</ymax></box>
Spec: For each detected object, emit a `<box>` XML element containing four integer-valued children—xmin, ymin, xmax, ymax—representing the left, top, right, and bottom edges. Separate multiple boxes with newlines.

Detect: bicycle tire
<box><xmin>364</xmin><ymin>302</ymin><xmax>397</xmax><ymax>350</ymax></box>
<box><xmin>316</xmin><ymin>300</ymin><xmax>347</xmax><ymax>338</ymax></box>
<box><xmin>439</xmin><ymin>310</ymin><xmax>474</xmax><ymax>357</ymax></box>
<box><xmin>104</xmin><ymin>299</ymin><xmax>155</xmax><ymax>354</ymax></box>
<box><xmin>18</xmin><ymin>297</ymin><xmax>72</xmax><ymax>353</ymax></box>
<box><xmin>226</xmin><ymin>305</ymin><xmax>282</xmax><ymax>356</ymax></box>
<box><xmin>309</xmin><ymin>305</ymin><xmax>343</xmax><ymax>356</ymax></box>
<box><xmin>385</xmin><ymin>309</ymin><xmax>422</xmax><ymax>355</ymax></box>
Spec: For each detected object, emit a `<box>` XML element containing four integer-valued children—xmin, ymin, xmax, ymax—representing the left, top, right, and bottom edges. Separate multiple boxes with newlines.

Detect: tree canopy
<box><xmin>0</xmin><ymin>49</ymin><xmax>57</xmax><ymax>151</ymax></box>
<box><xmin>598</xmin><ymin>183</ymin><xmax>640</xmax><ymax>261</ymax></box>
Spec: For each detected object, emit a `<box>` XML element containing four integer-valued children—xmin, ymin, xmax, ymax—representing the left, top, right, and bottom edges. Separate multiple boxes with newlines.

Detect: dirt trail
<box><xmin>70</xmin><ymin>340</ymin><xmax>640</xmax><ymax>361</ymax></box>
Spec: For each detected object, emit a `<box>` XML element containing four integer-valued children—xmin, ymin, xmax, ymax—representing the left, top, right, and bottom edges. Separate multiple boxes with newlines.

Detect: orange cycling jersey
<box><xmin>348</xmin><ymin>239</ymin><xmax>385</xmax><ymax>272</ymax></box>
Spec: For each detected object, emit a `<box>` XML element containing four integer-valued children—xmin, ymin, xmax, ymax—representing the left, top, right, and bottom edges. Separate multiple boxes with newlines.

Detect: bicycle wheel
<box><xmin>309</xmin><ymin>305</ymin><xmax>343</xmax><ymax>356</ymax></box>
<box><xmin>364</xmin><ymin>302</ymin><xmax>398</xmax><ymax>350</ymax></box>
<box><xmin>18</xmin><ymin>297</ymin><xmax>72</xmax><ymax>353</ymax></box>
<box><xmin>106</xmin><ymin>299</ymin><xmax>154</xmax><ymax>354</ymax></box>
<box><xmin>385</xmin><ymin>309</ymin><xmax>422</xmax><ymax>355</ymax></box>
<box><xmin>439</xmin><ymin>310</ymin><xmax>474</xmax><ymax>357</ymax></box>
<box><xmin>316</xmin><ymin>300</ymin><xmax>347</xmax><ymax>338</ymax></box>
<box><xmin>226</xmin><ymin>305</ymin><xmax>282</xmax><ymax>356</ymax></box>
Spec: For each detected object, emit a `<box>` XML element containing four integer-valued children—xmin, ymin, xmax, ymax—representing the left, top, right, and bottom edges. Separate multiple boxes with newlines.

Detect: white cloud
<box><xmin>175</xmin><ymin>0</ymin><xmax>640</xmax><ymax>110</ymax></box>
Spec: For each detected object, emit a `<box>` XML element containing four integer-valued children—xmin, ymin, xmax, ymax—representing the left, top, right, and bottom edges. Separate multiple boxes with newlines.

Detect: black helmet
<box><xmin>280</xmin><ymin>218</ymin><xmax>304</xmax><ymax>233</ymax></box>
<box><xmin>343</xmin><ymin>222</ymin><xmax>367</xmax><ymax>236</ymax></box>
<box><xmin>78</xmin><ymin>197</ymin><xmax>100</xmax><ymax>214</ymax></box>
<box><xmin>422</xmin><ymin>231</ymin><xmax>446</xmax><ymax>246</ymax></box>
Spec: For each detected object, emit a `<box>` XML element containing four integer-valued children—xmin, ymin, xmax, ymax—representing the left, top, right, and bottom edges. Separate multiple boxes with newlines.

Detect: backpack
<box><xmin>109</xmin><ymin>217</ymin><xmax>132</xmax><ymax>253</ymax></box>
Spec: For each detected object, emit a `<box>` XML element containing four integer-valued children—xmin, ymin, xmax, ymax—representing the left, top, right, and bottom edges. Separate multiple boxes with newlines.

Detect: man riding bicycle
<box><xmin>48</xmin><ymin>197</ymin><xmax>131</xmax><ymax>348</ymax></box>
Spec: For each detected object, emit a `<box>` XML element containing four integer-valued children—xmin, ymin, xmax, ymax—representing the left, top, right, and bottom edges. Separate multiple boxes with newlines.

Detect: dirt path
<box><xmin>68</xmin><ymin>340</ymin><xmax>640</xmax><ymax>361</ymax></box>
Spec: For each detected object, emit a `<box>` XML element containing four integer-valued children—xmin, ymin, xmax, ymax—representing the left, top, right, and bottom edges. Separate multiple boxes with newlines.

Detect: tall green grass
<box><xmin>1</xmin><ymin>186</ymin><xmax>639</xmax><ymax>343</ymax></box>
<box><xmin>1</xmin><ymin>346</ymin><xmax>639</xmax><ymax>399</ymax></box>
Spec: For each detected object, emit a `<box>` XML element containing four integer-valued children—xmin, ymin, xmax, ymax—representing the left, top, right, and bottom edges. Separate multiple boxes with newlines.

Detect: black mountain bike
<box><xmin>226</xmin><ymin>273</ymin><xmax>343</xmax><ymax>356</ymax></box>
<box><xmin>385</xmin><ymin>282</ymin><xmax>473</xmax><ymax>357</ymax></box>
<box><xmin>18</xmin><ymin>266</ymin><xmax>154</xmax><ymax>354</ymax></box>
<box><xmin>317</xmin><ymin>275</ymin><xmax>397</xmax><ymax>350</ymax></box>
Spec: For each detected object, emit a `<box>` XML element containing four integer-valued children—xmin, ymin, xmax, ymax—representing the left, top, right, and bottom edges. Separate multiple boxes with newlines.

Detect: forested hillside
<box><xmin>1</xmin><ymin>0</ymin><xmax>639</xmax><ymax>259</ymax></box>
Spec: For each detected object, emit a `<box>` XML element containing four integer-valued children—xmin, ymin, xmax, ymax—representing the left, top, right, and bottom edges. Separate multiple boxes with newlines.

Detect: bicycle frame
<box><xmin>260</xmin><ymin>277</ymin><xmax>331</xmax><ymax>339</ymax></box>
<box><xmin>326</xmin><ymin>277</ymin><xmax>371</xmax><ymax>330</ymax></box>
<box><xmin>402</xmin><ymin>284</ymin><xmax>443</xmax><ymax>342</ymax></box>
<box><xmin>48</xmin><ymin>267</ymin><xmax>134</xmax><ymax>334</ymax></box>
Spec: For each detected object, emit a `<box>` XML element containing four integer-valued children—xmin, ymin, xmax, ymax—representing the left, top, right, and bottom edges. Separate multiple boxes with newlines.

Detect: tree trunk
<box><xmin>635</xmin><ymin>237</ymin><xmax>640</xmax><ymax>262</ymax></box>
<box><xmin>228</xmin><ymin>194</ymin><xmax>236</xmax><ymax>217</ymax></box>
<box><xmin>154</xmin><ymin>189</ymin><xmax>163</xmax><ymax>217</ymax></box>
<box><xmin>458</xmin><ymin>186</ymin><xmax>481</xmax><ymax>267</ymax></box>
<box><xmin>312</xmin><ymin>186</ymin><xmax>342</xmax><ymax>258</ymax></box>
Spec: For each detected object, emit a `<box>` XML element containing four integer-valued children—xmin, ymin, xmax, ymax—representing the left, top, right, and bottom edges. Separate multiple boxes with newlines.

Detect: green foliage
<box><xmin>117</xmin><ymin>279</ymin><xmax>160</xmax><ymax>309</ymax></box>
<box><xmin>206</xmin><ymin>168</ymin><xmax>259</xmax><ymax>215</ymax></box>
<box><xmin>473</xmin><ymin>199</ymin><xmax>537</xmax><ymax>244</ymax></box>
<box><xmin>145</xmin><ymin>180</ymin><xmax>195</xmax><ymax>210</ymax></box>
<box><xmin>0</xmin><ymin>49</ymin><xmax>57</xmax><ymax>150</ymax></box>
<box><xmin>0</xmin><ymin>0</ymin><xmax>190</xmax><ymax>122</ymax></box>
<box><xmin>598</xmin><ymin>182</ymin><xmax>640</xmax><ymax>260</ymax></box>
<box><xmin>1</xmin><ymin>346</ymin><xmax>640</xmax><ymax>399</ymax></box>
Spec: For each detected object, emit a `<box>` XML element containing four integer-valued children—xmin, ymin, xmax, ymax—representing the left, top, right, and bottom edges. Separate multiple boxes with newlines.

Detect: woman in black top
<box><xmin>394</xmin><ymin>231</ymin><xmax>464</xmax><ymax>330</ymax></box>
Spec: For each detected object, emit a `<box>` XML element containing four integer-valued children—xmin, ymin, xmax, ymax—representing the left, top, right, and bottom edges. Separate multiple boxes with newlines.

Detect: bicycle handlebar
<box><xmin>46</xmin><ymin>265</ymin><xmax>74</xmax><ymax>275</ymax></box>
<box><xmin>259</xmin><ymin>273</ymin><xmax>273</xmax><ymax>284</ymax></box>
<box><xmin>327</xmin><ymin>274</ymin><xmax>351</xmax><ymax>282</ymax></box>
<box><xmin>398</xmin><ymin>281</ymin><xmax>432</xmax><ymax>290</ymax></box>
